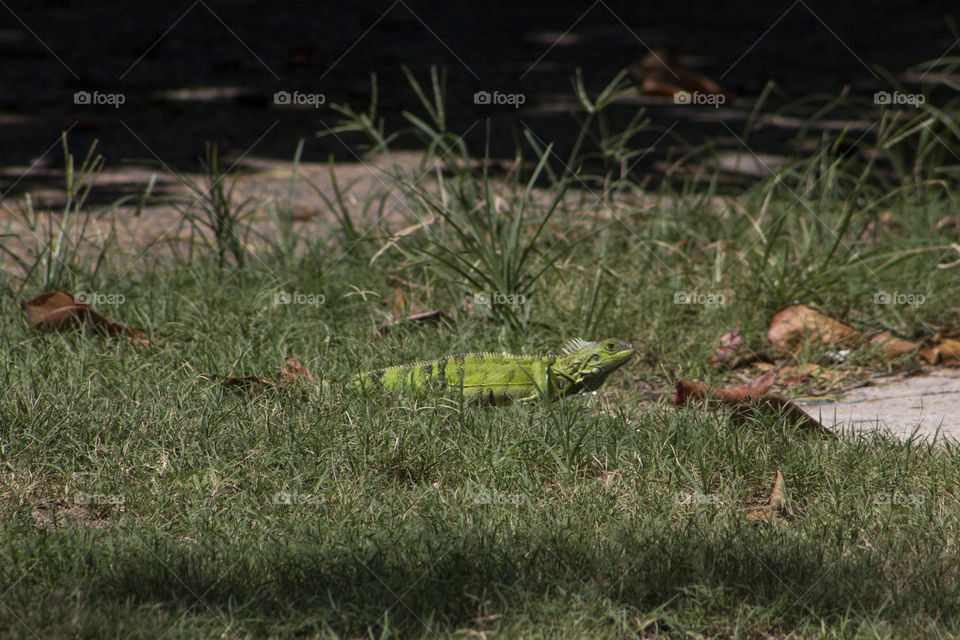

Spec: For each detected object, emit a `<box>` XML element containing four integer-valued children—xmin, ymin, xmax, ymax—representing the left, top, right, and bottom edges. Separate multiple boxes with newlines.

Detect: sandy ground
<box><xmin>800</xmin><ymin>369</ymin><xmax>960</xmax><ymax>442</ymax></box>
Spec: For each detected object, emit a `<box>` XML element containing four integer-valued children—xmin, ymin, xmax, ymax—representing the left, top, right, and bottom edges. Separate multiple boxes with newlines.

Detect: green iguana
<box><xmin>349</xmin><ymin>338</ymin><xmax>635</xmax><ymax>404</ymax></box>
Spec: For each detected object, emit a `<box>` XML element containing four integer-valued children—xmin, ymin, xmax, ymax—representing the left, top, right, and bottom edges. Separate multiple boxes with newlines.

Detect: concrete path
<box><xmin>798</xmin><ymin>369</ymin><xmax>960</xmax><ymax>442</ymax></box>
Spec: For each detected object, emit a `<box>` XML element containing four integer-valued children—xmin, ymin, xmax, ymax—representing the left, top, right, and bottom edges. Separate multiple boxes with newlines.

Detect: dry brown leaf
<box><xmin>746</xmin><ymin>470</ymin><xmax>788</xmax><ymax>523</ymax></box>
<box><xmin>767</xmin><ymin>304</ymin><xmax>859</xmax><ymax>353</ymax></box>
<box><xmin>673</xmin><ymin>367</ymin><xmax>779</xmax><ymax>405</ymax></box>
<box><xmin>744</xmin><ymin>395</ymin><xmax>837</xmax><ymax>437</ymax></box>
<box><xmin>938</xmin><ymin>338</ymin><xmax>960</xmax><ymax>365</ymax></box>
<box><xmin>710</xmin><ymin>330</ymin><xmax>742</xmax><ymax>368</ymax></box>
<box><xmin>673</xmin><ymin>368</ymin><xmax>835</xmax><ymax>437</ymax></box>
<box><xmin>869</xmin><ymin>331</ymin><xmax>920</xmax><ymax>360</ymax></box>
<box><xmin>769</xmin><ymin>470</ymin><xmax>788</xmax><ymax>511</ymax></box>
<box><xmin>635</xmin><ymin>47</ymin><xmax>731</xmax><ymax>98</ymax></box>
<box><xmin>21</xmin><ymin>291</ymin><xmax>149</xmax><ymax>347</ymax></box>
<box><xmin>390</xmin><ymin>290</ymin><xmax>407</xmax><ymax>316</ymax></box>
<box><xmin>920</xmin><ymin>337</ymin><xmax>960</xmax><ymax>366</ymax></box>
<box><xmin>766</xmin><ymin>304</ymin><xmax>959</xmax><ymax>368</ymax></box>
<box><xmin>277</xmin><ymin>357</ymin><xmax>312</xmax><ymax>382</ymax></box>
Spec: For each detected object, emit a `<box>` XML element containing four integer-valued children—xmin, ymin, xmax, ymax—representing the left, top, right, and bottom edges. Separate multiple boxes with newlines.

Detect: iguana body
<box><xmin>349</xmin><ymin>338</ymin><xmax>634</xmax><ymax>404</ymax></box>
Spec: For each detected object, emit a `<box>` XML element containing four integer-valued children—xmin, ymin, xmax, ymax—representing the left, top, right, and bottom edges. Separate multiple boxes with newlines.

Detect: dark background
<box><xmin>0</xmin><ymin>1</ymin><xmax>956</xmax><ymax>177</ymax></box>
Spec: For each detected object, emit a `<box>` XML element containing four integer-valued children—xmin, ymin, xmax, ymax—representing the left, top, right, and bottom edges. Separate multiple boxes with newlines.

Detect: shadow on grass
<box><xmin>66</xmin><ymin>520</ymin><xmax>957</xmax><ymax>635</ymax></box>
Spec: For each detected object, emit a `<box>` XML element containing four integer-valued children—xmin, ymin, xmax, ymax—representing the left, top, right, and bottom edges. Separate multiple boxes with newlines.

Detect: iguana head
<box><xmin>552</xmin><ymin>338</ymin><xmax>635</xmax><ymax>395</ymax></box>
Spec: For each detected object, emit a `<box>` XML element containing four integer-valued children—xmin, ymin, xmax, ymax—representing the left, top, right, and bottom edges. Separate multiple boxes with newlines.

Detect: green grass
<box><xmin>2</xmin><ymin>66</ymin><xmax>960</xmax><ymax>638</ymax></box>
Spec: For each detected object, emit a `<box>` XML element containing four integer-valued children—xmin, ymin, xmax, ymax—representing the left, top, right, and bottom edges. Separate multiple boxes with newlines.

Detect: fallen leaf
<box><xmin>710</xmin><ymin>330</ymin><xmax>742</xmax><ymax>367</ymax></box>
<box><xmin>634</xmin><ymin>47</ymin><xmax>731</xmax><ymax>98</ymax></box>
<box><xmin>769</xmin><ymin>470</ymin><xmax>788</xmax><ymax>511</ymax></box>
<box><xmin>767</xmin><ymin>304</ymin><xmax>859</xmax><ymax>353</ymax></box>
<box><xmin>938</xmin><ymin>338</ymin><xmax>960</xmax><ymax>365</ymax></box>
<box><xmin>869</xmin><ymin>331</ymin><xmax>920</xmax><ymax>360</ymax></box>
<box><xmin>21</xmin><ymin>291</ymin><xmax>149</xmax><ymax>346</ymax></box>
<box><xmin>387</xmin><ymin>287</ymin><xmax>409</xmax><ymax>316</ymax></box>
<box><xmin>277</xmin><ymin>357</ymin><xmax>312</xmax><ymax>382</ymax></box>
<box><xmin>920</xmin><ymin>337</ymin><xmax>960</xmax><ymax>366</ymax></box>
<box><xmin>673</xmin><ymin>366</ymin><xmax>779</xmax><ymax>405</ymax></box>
<box><xmin>672</xmin><ymin>367</ymin><xmax>835</xmax><ymax>437</ymax></box>
<box><xmin>746</xmin><ymin>470</ymin><xmax>788</xmax><ymax>523</ymax></box>
<box><xmin>743</xmin><ymin>395</ymin><xmax>837</xmax><ymax>437</ymax></box>
<box><xmin>767</xmin><ymin>305</ymin><xmax>960</xmax><ymax>367</ymax></box>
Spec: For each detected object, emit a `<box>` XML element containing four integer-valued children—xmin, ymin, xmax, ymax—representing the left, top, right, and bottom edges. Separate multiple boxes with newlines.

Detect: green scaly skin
<box><xmin>349</xmin><ymin>338</ymin><xmax>635</xmax><ymax>404</ymax></box>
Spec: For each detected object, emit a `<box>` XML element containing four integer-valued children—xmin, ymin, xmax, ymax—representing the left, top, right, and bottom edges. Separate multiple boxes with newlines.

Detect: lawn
<box><xmin>2</xmin><ymin>68</ymin><xmax>959</xmax><ymax>638</ymax></box>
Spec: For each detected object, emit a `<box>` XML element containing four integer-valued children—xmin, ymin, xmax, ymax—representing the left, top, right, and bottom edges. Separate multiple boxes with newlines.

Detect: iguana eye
<box><xmin>604</xmin><ymin>341</ymin><xmax>617</xmax><ymax>351</ymax></box>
